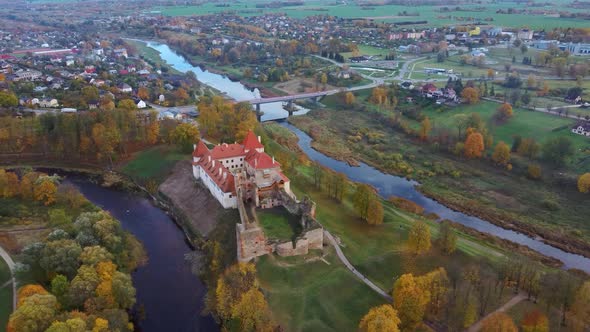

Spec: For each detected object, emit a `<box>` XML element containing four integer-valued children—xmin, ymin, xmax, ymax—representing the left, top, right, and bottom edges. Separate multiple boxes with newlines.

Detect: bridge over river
<box><xmin>244</xmin><ymin>90</ymin><xmax>339</xmax><ymax>120</ymax></box>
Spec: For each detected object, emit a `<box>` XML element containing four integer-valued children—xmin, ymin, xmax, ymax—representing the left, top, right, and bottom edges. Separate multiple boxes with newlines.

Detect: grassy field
<box><xmin>0</xmin><ymin>286</ymin><xmax>10</xmax><ymax>332</ymax></box>
<box><xmin>0</xmin><ymin>258</ymin><xmax>11</xmax><ymax>332</ymax></box>
<box><xmin>152</xmin><ymin>0</ymin><xmax>590</xmax><ymax>29</ymax></box>
<box><xmin>120</xmin><ymin>145</ymin><xmax>187</xmax><ymax>182</ymax></box>
<box><xmin>257</xmin><ymin>207</ymin><xmax>302</xmax><ymax>241</ymax></box>
<box><xmin>257</xmin><ymin>249</ymin><xmax>385</xmax><ymax>332</ymax></box>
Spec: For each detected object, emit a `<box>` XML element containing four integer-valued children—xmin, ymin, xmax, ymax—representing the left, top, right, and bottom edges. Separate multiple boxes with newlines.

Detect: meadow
<box><xmin>120</xmin><ymin>145</ymin><xmax>187</xmax><ymax>182</ymax></box>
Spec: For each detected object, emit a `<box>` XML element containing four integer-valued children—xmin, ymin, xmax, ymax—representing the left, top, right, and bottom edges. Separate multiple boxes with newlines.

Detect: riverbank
<box><xmin>281</xmin><ymin>115</ymin><xmax>590</xmax><ymax>272</ymax></box>
<box><xmin>289</xmin><ymin>110</ymin><xmax>590</xmax><ymax>257</ymax></box>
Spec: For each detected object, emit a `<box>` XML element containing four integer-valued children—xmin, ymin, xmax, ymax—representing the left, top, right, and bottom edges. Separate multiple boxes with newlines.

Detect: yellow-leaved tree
<box><xmin>407</xmin><ymin>221</ymin><xmax>431</xmax><ymax>255</ymax></box>
<box><xmin>359</xmin><ymin>304</ymin><xmax>401</xmax><ymax>332</ymax></box>
<box><xmin>464</xmin><ymin>130</ymin><xmax>485</xmax><ymax>159</ymax></box>
<box><xmin>34</xmin><ymin>177</ymin><xmax>58</xmax><ymax>206</ymax></box>
<box><xmin>492</xmin><ymin>141</ymin><xmax>511</xmax><ymax>167</ymax></box>
<box><xmin>392</xmin><ymin>273</ymin><xmax>430</xmax><ymax>330</ymax></box>
<box><xmin>230</xmin><ymin>288</ymin><xmax>274</xmax><ymax>332</ymax></box>
<box><xmin>345</xmin><ymin>92</ymin><xmax>356</xmax><ymax>106</ymax></box>
<box><xmin>577</xmin><ymin>173</ymin><xmax>590</xmax><ymax>193</ymax></box>
<box><xmin>521</xmin><ymin>310</ymin><xmax>549</xmax><ymax>332</ymax></box>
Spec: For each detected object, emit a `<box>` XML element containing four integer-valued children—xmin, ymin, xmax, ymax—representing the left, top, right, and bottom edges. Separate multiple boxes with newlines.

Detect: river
<box><xmin>144</xmin><ymin>41</ymin><xmax>309</xmax><ymax>122</ymax></box>
<box><xmin>145</xmin><ymin>41</ymin><xmax>590</xmax><ymax>272</ymax></box>
<box><xmin>65</xmin><ymin>175</ymin><xmax>218</xmax><ymax>332</ymax></box>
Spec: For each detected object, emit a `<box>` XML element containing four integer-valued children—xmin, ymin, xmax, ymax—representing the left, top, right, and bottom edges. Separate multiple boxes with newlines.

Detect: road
<box><xmin>0</xmin><ymin>244</ymin><xmax>17</xmax><ymax>312</ymax></box>
<box><xmin>323</xmin><ymin>230</ymin><xmax>393</xmax><ymax>301</ymax></box>
<box><xmin>466</xmin><ymin>292</ymin><xmax>526</xmax><ymax>332</ymax></box>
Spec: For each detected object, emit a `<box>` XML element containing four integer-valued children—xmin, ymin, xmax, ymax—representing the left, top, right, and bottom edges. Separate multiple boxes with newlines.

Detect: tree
<box><xmin>392</xmin><ymin>274</ymin><xmax>430</xmax><ymax>330</ymax></box>
<box><xmin>438</xmin><ymin>220</ymin><xmax>457</xmax><ymax>255</ymax></box>
<box><xmin>542</xmin><ymin>137</ymin><xmax>574</xmax><ymax>166</ymax></box>
<box><xmin>496</xmin><ymin>103</ymin><xmax>513</xmax><ymax>121</ymax></box>
<box><xmin>0</xmin><ymin>170</ymin><xmax>19</xmax><ymax>198</ymax></box>
<box><xmin>527</xmin><ymin>164</ymin><xmax>542</xmax><ymax>180</ymax></box>
<box><xmin>0</xmin><ymin>91</ymin><xmax>18</xmax><ymax>108</ymax></box>
<box><xmin>353</xmin><ymin>184</ymin><xmax>374</xmax><ymax>221</ymax></box>
<box><xmin>80</xmin><ymin>246</ymin><xmax>114</xmax><ymax>266</ymax></box>
<box><xmin>117</xmin><ymin>99</ymin><xmax>137</xmax><ymax>111</ymax></box>
<box><xmin>407</xmin><ymin>221</ymin><xmax>431</xmax><ymax>255</ymax></box>
<box><xmin>215</xmin><ymin>263</ymin><xmax>258</xmax><ymax>321</ymax></box>
<box><xmin>366</xmin><ymin>198</ymin><xmax>384</xmax><ymax>226</ymax></box>
<box><xmin>344</xmin><ymin>92</ymin><xmax>356</xmax><ymax>106</ymax></box>
<box><xmin>481</xmin><ymin>312</ymin><xmax>518</xmax><ymax>332</ymax></box>
<box><xmin>170</xmin><ymin>123</ymin><xmax>200</xmax><ymax>153</ymax></box>
<box><xmin>50</xmin><ymin>275</ymin><xmax>69</xmax><ymax>304</ymax></box>
<box><xmin>487</xmin><ymin>68</ymin><xmax>495</xmax><ymax>80</ymax></box>
<box><xmin>91</xmin><ymin>123</ymin><xmax>121</xmax><ymax>166</ymax></box>
<box><xmin>521</xmin><ymin>310</ymin><xmax>549</xmax><ymax>332</ymax></box>
<box><xmin>518</xmin><ymin>138</ymin><xmax>540</xmax><ymax>160</ymax></box>
<box><xmin>570</xmin><ymin>281</ymin><xmax>590</xmax><ymax>330</ymax></box>
<box><xmin>17</xmin><ymin>285</ymin><xmax>49</xmax><ymax>308</ymax></box>
<box><xmin>7</xmin><ymin>294</ymin><xmax>59</xmax><ymax>332</ymax></box>
<box><xmin>230</xmin><ymin>288</ymin><xmax>274</xmax><ymax>332</ymax></box>
<box><xmin>359</xmin><ymin>304</ymin><xmax>401</xmax><ymax>332</ymax></box>
<box><xmin>461</xmin><ymin>87</ymin><xmax>479</xmax><ymax>104</ymax></box>
<box><xmin>175</xmin><ymin>88</ymin><xmax>189</xmax><ymax>102</ymax></box>
<box><xmin>138</xmin><ymin>87</ymin><xmax>150</xmax><ymax>101</ymax></box>
<box><xmin>464</xmin><ymin>131</ymin><xmax>485</xmax><ymax>159</ymax></box>
<box><xmin>419</xmin><ymin>117</ymin><xmax>432</xmax><ymax>141</ymax></box>
<box><xmin>577</xmin><ymin>173</ymin><xmax>590</xmax><ymax>193</ymax></box>
<box><xmin>492</xmin><ymin>141</ymin><xmax>511</xmax><ymax>166</ymax></box>
<box><xmin>40</xmin><ymin>239</ymin><xmax>83</xmax><ymax>279</ymax></box>
<box><xmin>34</xmin><ymin>178</ymin><xmax>58</xmax><ymax>206</ymax></box>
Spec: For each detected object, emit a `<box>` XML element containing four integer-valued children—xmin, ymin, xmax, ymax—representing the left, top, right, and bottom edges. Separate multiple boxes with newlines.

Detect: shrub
<box><xmin>540</xmin><ymin>199</ymin><xmax>560</xmax><ymax>211</ymax></box>
<box><xmin>527</xmin><ymin>164</ymin><xmax>542</xmax><ymax>180</ymax></box>
<box><xmin>388</xmin><ymin>196</ymin><xmax>425</xmax><ymax>215</ymax></box>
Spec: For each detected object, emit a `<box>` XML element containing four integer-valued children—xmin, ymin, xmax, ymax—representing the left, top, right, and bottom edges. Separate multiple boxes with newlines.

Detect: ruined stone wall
<box><xmin>274</xmin><ymin>227</ymin><xmax>324</xmax><ymax>257</ymax></box>
<box><xmin>236</xmin><ymin>223</ymin><xmax>272</xmax><ymax>262</ymax></box>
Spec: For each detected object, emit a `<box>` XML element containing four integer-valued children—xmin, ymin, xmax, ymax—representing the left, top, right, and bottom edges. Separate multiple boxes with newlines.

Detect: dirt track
<box><xmin>159</xmin><ymin>160</ymin><xmax>221</xmax><ymax>237</ymax></box>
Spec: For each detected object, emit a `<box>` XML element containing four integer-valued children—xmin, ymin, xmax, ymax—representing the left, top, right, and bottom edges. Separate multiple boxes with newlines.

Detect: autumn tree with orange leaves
<box><xmin>464</xmin><ymin>130</ymin><xmax>485</xmax><ymax>159</ymax></box>
<box><xmin>480</xmin><ymin>312</ymin><xmax>518</xmax><ymax>332</ymax></box>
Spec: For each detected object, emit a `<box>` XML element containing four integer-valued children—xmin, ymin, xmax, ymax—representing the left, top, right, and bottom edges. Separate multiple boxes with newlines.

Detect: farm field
<box><xmin>152</xmin><ymin>0</ymin><xmax>590</xmax><ymax>29</ymax></box>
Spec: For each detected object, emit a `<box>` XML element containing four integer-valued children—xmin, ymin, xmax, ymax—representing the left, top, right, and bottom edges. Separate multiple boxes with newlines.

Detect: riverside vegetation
<box><xmin>289</xmin><ymin>85</ymin><xmax>590</xmax><ymax>259</ymax></box>
<box><xmin>0</xmin><ymin>169</ymin><xmax>146</xmax><ymax>331</ymax></box>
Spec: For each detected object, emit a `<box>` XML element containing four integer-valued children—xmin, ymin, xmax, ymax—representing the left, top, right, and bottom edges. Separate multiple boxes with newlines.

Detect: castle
<box><xmin>192</xmin><ymin>131</ymin><xmax>294</xmax><ymax>209</ymax></box>
<box><xmin>192</xmin><ymin>131</ymin><xmax>324</xmax><ymax>261</ymax></box>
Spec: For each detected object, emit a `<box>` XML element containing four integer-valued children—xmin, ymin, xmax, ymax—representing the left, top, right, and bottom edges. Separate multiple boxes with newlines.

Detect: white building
<box><xmin>192</xmin><ymin>131</ymin><xmax>292</xmax><ymax>209</ymax></box>
<box><xmin>572</xmin><ymin>123</ymin><xmax>590</xmax><ymax>137</ymax></box>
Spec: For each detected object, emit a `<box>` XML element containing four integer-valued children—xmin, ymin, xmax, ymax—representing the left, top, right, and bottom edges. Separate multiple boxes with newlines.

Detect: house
<box><xmin>88</xmin><ymin>100</ymin><xmax>99</xmax><ymax>109</ymax></box>
<box><xmin>39</xmin><ymin>98</ymin><xmax>58</xmax><ymax>108</ymax></box>
<box><xmin>14</xmin><ymin>70</ymin><xmax>42</xmax><ymax>81</ymax></box>
<box><xmin>192</xmin><ymin>131</ymin><xmax>293</xmax><ymax>209</ymax></box>
<box><xmin>137</xmin><ymin>100</ymin><xmax>147</xmax><ymax>109</ymax></box>
<box><xmin>571</xmin><ymin>122</ymin><xmax>590</xmax><ymax>137</ymax></box>
<box><xmin>517</xmin><ymin>29</ymin><xmax>534</xmax><ymax>41</ymax></box>
<box><xmin>421</xmin><ymin>83</ymin><xmax>438</xmax><ymax>96</ymax></box>
<box><xmin>117</xmin><ymin>83</ymin><xmax>132</xmax><ymax>93</ymax></box>
<box><xmin>400</xmin><ymin>81</ymin><xmax>414</xmax><ymax>90</ymax></box>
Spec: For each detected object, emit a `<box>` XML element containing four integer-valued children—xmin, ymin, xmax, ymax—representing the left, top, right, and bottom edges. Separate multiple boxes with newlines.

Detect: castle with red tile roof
<box><xmin>192</xmin><ymin>131</ymin><xmax>293</xmax><ymax>209</ymax></box>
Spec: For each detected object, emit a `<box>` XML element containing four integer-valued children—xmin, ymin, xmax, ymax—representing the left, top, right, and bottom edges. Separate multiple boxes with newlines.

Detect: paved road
<box><xmin>466</xmin><ymin>292</ymin><xmax>526</xmax><ymax>332</ymax></box>
<box><xmin>323</xmin><ymin>230</ymin><xmax>393</xmax><ymax>301</ymax></box>
<box><xmin>0</xmin><ymin>245</ymin><xmax>17</xmax><ymax>312</ymax></box>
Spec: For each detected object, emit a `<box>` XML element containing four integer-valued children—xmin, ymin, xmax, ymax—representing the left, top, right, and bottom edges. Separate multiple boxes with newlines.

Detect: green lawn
<box><xmin>257</xmin><ymin>207</ymin><xmax>302</xmax><ymax>241</ymax></box>
<box><xmin>0</xmin><ymin>286</ymin><xmax>11</xmax><ymax>332</ymax></box>
<box><xmin>120</xmin><ymin>145</ymin><xmax>187</xmax><ymax>181</ymax></box>
<box><xmin>0</xmin><ymin>258</ymin><xmax>12</xmax><ymax>332</ymax></box>
<box><xmin>256</xmin><ymin>249</ymin><xmax>385</xmax><ymax>332</ymax></box>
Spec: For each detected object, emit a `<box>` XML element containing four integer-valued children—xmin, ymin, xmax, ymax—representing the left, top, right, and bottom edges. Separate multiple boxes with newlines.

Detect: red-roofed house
<box><xmin>192</xmin><ymin>131</ymin><xmax>293</xmax><ymax>209</ymax></box>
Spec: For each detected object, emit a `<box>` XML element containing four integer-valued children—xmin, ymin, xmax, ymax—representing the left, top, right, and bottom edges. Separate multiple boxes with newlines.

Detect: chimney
<box><xmin>193</xmin><ymin>144</ymin><xmax>196</xmax><ymax>150</ymax></box>
<box><xmin>272</xmin><ymin>156</ymin><xmax>275</xmax><ymax>164</ymax></box>
<box><xmin>212</xmin><ymin>160</ymin><xmax>215</xmax><ymax>167</ymax></box>
<box><xmin>258</xmin><ymin>135</ymin><xmax>261</xmax><ymax>143</ymax></box>
<box><xmin>208</xmin><ymin>155</ymin><xmax>211</xmax><ymax>162</ymax></box>
<box><xmin>219</xmin><ymin>168</ymin><xmax>222</xmax><ymax>176</ymax></box>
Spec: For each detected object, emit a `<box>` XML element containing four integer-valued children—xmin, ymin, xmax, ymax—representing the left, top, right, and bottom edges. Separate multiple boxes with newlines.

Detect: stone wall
<box><xmin>273</xmin><ymin>227</ymin><xmax>324</xmax><ymax>257</ymax></box>
<box><xmin>236</xmin><ymin>223</ymin><xmax>271</xmax><ymax>262</ymax></box>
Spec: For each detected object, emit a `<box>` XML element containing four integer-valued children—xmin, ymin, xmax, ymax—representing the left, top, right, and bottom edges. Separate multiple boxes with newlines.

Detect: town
<box><xmin>0</xmin><ymin>0</ymin><xmax>590</xmax><ymax>332</ymax></box>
